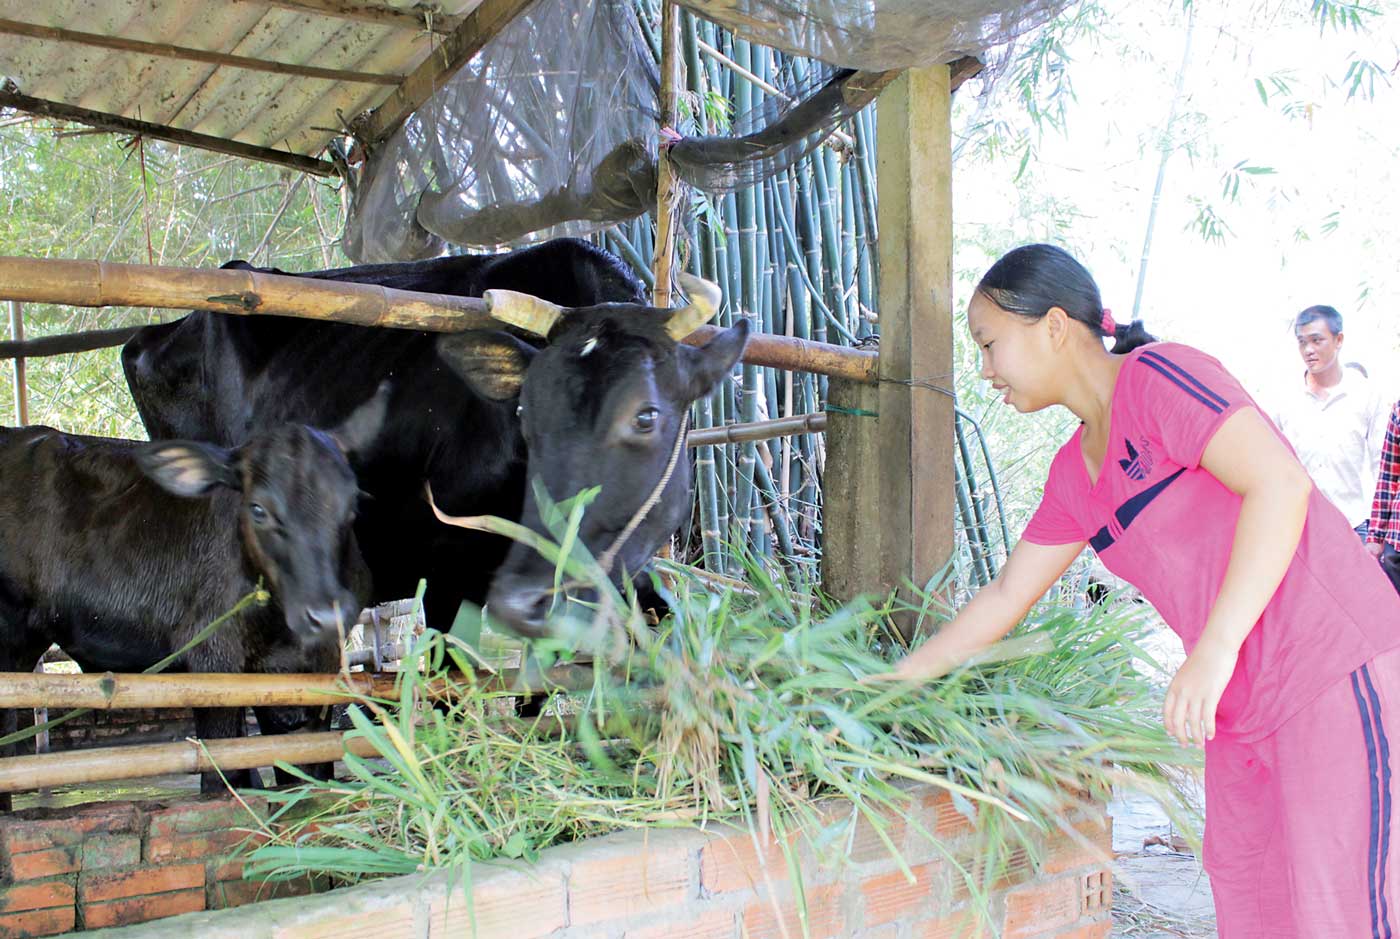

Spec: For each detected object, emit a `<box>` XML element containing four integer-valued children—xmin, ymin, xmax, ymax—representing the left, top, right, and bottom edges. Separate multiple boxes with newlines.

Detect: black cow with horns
<box><xmin>0</xmin><ymin>388</ymin><xmax>387</xmax><ymax>806</ymax></box>
<box><xmin>120</xmin><ymin>239</ymin><xmax>748</xmax><ymax>636</ymax></box>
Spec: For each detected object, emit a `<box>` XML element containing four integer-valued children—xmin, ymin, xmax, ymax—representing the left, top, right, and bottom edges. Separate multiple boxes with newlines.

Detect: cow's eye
<box><xmin>632</xmin><ymin>408</ymin><xmax>659</xmax><ymax>433</ymax></box>
<box><xmin>515</xmin><ymin>404</ymin><xmax>524</xmax><ymax>418</ymax></box>
<box><xmin>249</xmin><ymin>503</ymin><xmax>269</xmax><ymax>523</ymax></box>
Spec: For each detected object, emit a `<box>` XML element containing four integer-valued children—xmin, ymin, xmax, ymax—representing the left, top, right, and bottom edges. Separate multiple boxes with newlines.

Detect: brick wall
<box><xmin>0</xmin><ymin>796</ymin><xmax>317</xmax><ymax>937</ymax></box>
<box><xmin>14</xmin><ymin>710</ymin><xmax>197</xmax><ymax>753</ymax></box>
<box><xmin>56</xmin><ymin>785</ymin><xmax>1112</xmax><ymax>939</ymax></box>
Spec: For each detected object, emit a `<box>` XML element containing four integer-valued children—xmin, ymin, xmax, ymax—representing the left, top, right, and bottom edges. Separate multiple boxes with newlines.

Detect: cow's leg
<box><xmin>253</xmin><ymin>636</ymin><xmax>339</xmax><ymax>786</ymax></box>
<box><xmin>193</xmin><ymin>706</ymin><xmax>260</xmax><ymax>792</ymax></box>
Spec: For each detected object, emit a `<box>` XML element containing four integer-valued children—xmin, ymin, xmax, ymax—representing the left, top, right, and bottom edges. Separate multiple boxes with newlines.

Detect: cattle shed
<box><xmin>0</xmin><ymin>2</ymin><xmax>1128</xmax><ymax>938</ymax></box>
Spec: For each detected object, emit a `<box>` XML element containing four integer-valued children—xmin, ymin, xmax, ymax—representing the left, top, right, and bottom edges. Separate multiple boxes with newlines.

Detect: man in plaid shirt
<box><xmin>1368</xmin><ymin>399</ymin><xmax>1400</xmax><ymax>592</ymax></box>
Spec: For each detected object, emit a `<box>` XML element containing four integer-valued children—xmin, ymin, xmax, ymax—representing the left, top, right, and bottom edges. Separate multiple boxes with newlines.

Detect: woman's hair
<box><xmin>975</xmin><ymin>244</ymin><xmax>1156</xmax><ymax>354</ymax></box>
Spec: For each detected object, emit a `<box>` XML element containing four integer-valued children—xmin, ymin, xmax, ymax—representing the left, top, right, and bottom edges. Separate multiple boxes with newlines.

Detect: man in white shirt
<box><xmin>1274</xmin><ymin>304</ymin><xmax>1391</xmax><ymax>535</ymax></box>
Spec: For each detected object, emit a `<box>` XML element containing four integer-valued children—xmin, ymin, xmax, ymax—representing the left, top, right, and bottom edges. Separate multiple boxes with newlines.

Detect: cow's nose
<box><xmin>489</xmin><ymin>584</ymin><xmax>551</xmax><ymax>637</ymax></box>
<box><xmin>304</xmin><ymin>605</ymin><xmax>344</xmax><ymax>633</ymax></box>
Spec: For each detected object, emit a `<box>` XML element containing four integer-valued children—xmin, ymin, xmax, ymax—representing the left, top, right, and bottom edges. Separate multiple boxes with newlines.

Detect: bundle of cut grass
<box><xmin>242</xmin><ymin>522</ymin><xmax>1197</xmax><ymax>910</ymax></box>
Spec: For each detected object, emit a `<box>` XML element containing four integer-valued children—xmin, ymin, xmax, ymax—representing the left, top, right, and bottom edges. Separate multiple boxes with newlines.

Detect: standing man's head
<box><xmin>1294</xmin><ymin>305</ymin><xmax>1344</xmax><ymax>382</ymax></box>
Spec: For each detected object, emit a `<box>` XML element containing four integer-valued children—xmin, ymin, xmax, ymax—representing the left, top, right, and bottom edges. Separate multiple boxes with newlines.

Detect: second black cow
<box><xmin>0</xmin><ymin>389</ymin><xmax>386</xmax><ymax>801</ymax></box>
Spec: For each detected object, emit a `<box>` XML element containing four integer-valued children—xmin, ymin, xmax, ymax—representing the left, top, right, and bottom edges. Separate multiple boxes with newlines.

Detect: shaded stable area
<box><xmin>0</xmin><ymin>1</ymin><xmax>1122</xmax><ymax>936</ymax></box>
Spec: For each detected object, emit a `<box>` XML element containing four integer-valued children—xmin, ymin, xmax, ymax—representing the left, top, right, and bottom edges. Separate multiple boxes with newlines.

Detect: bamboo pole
<box><xmin>0</xmin><ymin>18</ymin><xmax>403</xmax><ymax>85</ymax></box>
<box><xmin>0</xmin><ymin>665</ymin><xmax>600</xmax><ymax>710</ymax></box>
<box><xmin>651</xmin><ymin>0</ymin><xmax>681</xmax><ymax>308</ymax></box>
<box><xmin>0</xmin><ymin>324</ymin><xmax>145</xmax><ymax>361</ymax></box>
<box><xmin>686</xmin><ymin>411</ymin><xmax>826</xmax><ymax>449</ymax></box>
<box><xmin>0</xmin><ymin>257</ymin><xmax>877</xmax><ymax>381</ymax></box>
<box><xmin>0</xmin><ymin>90</ymin><xmax>338</xmax><ymax>178</ymax></box>
<box><xmin>683</xmin><ymin>326</ymin><xmax>876</xmax><ymax>384</ymax></box>
<box><xmin>0</xmin><ymin>257</ymin><xmax>493</xmax><ymax>332</ymax></box>
<box><xmin>7</xmin><ymin>300</ymin><xmax>26</xmax><ymax>424</ymax></box>
<box><xmin>0</xmin><ymin>732</ymin><xmax>382</xmax><ymax>794</ymax></box>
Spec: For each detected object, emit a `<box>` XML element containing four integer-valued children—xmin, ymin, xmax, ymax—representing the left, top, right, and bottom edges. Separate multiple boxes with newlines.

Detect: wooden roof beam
<box><xmin>0</xmin><ymin>89</ymin><xmax>339</xmax><ymax>177</ymax></box>
<box><xmin>359</xmin><ymin>0</ymin><xmax>539</xmax><ymax>145</ymax></box>
<box><xmin>0</xmin><ymin>18</ymin><xmax>402</xmax><ymax>85</ymax></box>
<box><xmin>250</xmin><ymin>0</ymin><xmax>463</xmax><ymax>33</ymax></box>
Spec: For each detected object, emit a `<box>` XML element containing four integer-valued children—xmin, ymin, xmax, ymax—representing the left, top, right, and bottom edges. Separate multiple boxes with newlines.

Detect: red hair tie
<box><xmin>1101</xmin><ymin>309</ymin><xmax>1116</xmax><ymax>337</ymax></box>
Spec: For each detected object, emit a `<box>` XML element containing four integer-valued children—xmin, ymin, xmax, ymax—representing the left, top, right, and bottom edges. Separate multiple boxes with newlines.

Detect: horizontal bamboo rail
<box><xmin>0</xmin><ymin>324</ymin><xmax>145</xmax><ymax>361</ymax></box>
<box><xmin>685</xmin><ymin>325</ymin><xmax>877</xmax><ymax>384</ymax></box>
<box><xmin>687</xmin><ymin>411</ymin><xmax>828</xmax><ymax>448</ymax></box>
<box><xmin>0</xmin><ymin>257</ymin><xmax>879</xmax><ymax>383</ymax></box>
<box><xmin>0</xmin><ymin>257</ymin><xmax>494</xmax><ymax>332</ymax></box>
<box><xmin>0</xmin><ymin>731</ymin><xmax>382</xmax><ymax>794</ymax></box>
<box><xmin>0</xmin><ymin>665</ymin><xmax>601</xmax><ymax>710</ymax></box>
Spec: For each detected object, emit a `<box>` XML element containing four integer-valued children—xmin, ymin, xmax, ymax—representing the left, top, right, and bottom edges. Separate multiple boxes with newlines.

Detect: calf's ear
<box><xmin>678</xmin><ymin>319</ymin><xmax>749</xmax><ymax>401</ymax></box>
<box><xmin>136</xmin><ymin>441</ymin><xmax>238</xmax><ymax>497</ymax></box>
<box><xmin>437</xmin><ymin>331</ymin><xmax>536</xmax><ymax>401</ymax></box>
<box><xmin>332</xmin><ymin>381</ymin><xmax>391</xmax><ymax>457</ymax></box>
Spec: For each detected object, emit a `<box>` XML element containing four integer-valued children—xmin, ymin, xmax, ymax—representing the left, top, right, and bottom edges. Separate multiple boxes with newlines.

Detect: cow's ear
<box><xmin>437</xmin><ymin>331</ymin><xmax>536</xmax><ymax>401</ymax></box>
<box><xmin>678</xmin><ymin>319</ymin><xmax>749</xmax><ymax>400</ymax></box>
<box><xmin>136</xmin><ymin>441</ymin><xmax>238</xmax><ymax>497</ymax></box>
<box><xmin>332</xmin><ymin>381</ymin><xmax>390</xmax><ymax>458</ymax></box>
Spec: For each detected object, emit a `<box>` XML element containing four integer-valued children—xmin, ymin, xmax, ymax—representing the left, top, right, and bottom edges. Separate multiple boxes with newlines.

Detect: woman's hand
<box><xmin>1163</xmin><ymin>637</ymin><xmax>1239</xmax><ymax>746</ymax></box>
<box><xmin>1367</xmin><ymin>541</ymin><xmax>1384</xmax><ymax>558</ymax></box>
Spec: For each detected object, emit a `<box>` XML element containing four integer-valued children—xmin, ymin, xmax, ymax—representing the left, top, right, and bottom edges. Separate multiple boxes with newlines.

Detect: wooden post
<box><xmin>8</xmin><ymin>300</ymin><xmax>26</xmax><ymax>425</ymax></box>
<box><xmin>651</xmin><ymin>0</ymin><xmax>682</xmax><ymax>308</ymax></box>
<box><xmin>822</xmin><ymin>66</ymin><xmax>955</xmax><ymax>640</ymax></box>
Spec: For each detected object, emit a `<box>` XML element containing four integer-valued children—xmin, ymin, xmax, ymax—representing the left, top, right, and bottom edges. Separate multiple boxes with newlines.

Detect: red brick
<box><xmin>1054</xmin><ymin>920</ymin><xmax>1111</xmax><ymax>939</ymax></box>
<box><xmin>917</xmin><ymin>908</ymin><xmax>987</xmax><ymax>939</ymax></box>
<box><xmin>1002</xmin><ymin>876</ymin><xmax>1080</xmax><ymax>939</ymax></box>
<box><xmin>0</xmin><ymin>906</ymin><xmax>76</xmax><ymax>937</ymax></box>
<box><xmin>699</xmin><ymin>829</ymin><xmax>799</xmax><ymax>895</ymax></box>
<box><xmin>849</xmin><ymin>809</ymin><xmax>908</xmax><ymax>864</ymax></box>
<box><xmin>79</xmin><ymin>862</ymin><xmax>204</xmax><ymax>903</ymax></box>
<box><xmin>621</xmin><ymin>909</ymin><xmax>735</xmax><ymax>939</ymax></box>
<box><xmin>80</xmin><ymin>889</ymin><xmax>204</xmax><ymax>929</ymax></box>
<box><xmin>926</xmin><ymin>792</ymin><xmax>977</xmax><ymax>840</ymax></box>
<box><xmin>3</xmin><ymin>847</ymin><xmax>79</xmax><ymax>882</ymax></box>
<box><xmin>0</xmin><ymin>804</ymin><xmax>139</xmax><ymax>856</ymax></box>
<box><xmin>1041</xmin><ymin>819</ymin><xmax>1111</xmax><ymax>875</ymax></box>
<box><xmin>81</xmin><ymin>834</ymin><xmax>142</xmax><ymax>870</ymax></box>
<box><xmin>144</xmin><ymin>797</ymin><xmax>268</xmax><ymax>838</ymax></box>
<box><xmin>568</xmin><ymin>840</ymin><xmax>694</xmax><ymax>924</ymax></box>
<box><xmin>145</xmin><ymin>828</ymin><xmax>265</xmax><ymax>865</ymax></box>
<box><xmin>0</xmin><ymin>879</ymin><xmax>75</xmax><ymax>914</ymax></box>
<box><xmin>211</xmin><ymin>860</ymin><xmax>247</xmax><ymax>882</ymax></box>
<box><xmin>208</xmin><ymin>877</ymin><xmax>314</xmax><ymax>910</ymax></box>
<box><xmin>740</xmin><ymin>882</ymin><xmax>844</xmax><ymax>939</ymax></box>
<box><xmin>859</xmin><ymin>862</ymin><xmax>940</xmax><ymax>925</ymax></box>
<box><xmin>426</xmin><ymin>868</ymin><xmax>567</xmax><ymax>938</ymax></box>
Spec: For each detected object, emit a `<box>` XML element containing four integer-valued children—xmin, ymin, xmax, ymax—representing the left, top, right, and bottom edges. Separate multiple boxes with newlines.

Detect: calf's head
<box><xmin>438</xmin><ymin>275</ymin><xmax>748</xmax><ymax>637</ymax></box>
<box><xmin>135</xmin><ymin>384</ymin><xmax>389</xmax><ymax>640</ymax></box>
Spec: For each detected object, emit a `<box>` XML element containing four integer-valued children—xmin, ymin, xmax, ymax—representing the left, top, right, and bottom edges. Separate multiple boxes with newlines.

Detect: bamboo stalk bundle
<box><xmin>0</xmin><ymin>664</ymin><xmax>600</xmax><ymax>710</ymax></box>
<box><xmin>0</xmin><ymin>731</ymin><xmax>382</xmax><ymax>793</ymax></box>
<box><xmin>0</xmin><ymin>257</ymin><xmax>495</xmax><ymax>332</ymax></box>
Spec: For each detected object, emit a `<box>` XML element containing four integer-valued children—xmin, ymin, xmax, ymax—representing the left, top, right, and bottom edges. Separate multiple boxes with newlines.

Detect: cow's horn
<box><xmin>484</xmin><ymin>288</ymin><xmax>565</xmax><ymax>337</ymax></box>
<box><xmin>665</xmin><ymin>273</ymin><xmax>723</xmax><ymax>340</ymax></box>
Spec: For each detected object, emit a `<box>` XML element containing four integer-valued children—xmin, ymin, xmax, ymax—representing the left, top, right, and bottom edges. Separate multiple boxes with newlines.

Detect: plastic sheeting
<box><xmin>343</xmin><ymin>0</ymin><xmax>1071</xmax><ymax>260</ymax></box>
<box><xmin>676</xmin><ymin>0</ymin><xmax>1069</xmax><ymax>71</ymax></box>
<box><xmin>343</xmin><ymin>0</ymin><xmax>659</xmax><ymax>261</ymax></box>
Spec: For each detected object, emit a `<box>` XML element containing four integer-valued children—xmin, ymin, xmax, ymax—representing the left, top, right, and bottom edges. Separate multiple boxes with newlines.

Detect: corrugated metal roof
<box><xmin>0</xmin><ymin>0</ymin><xmax>493</xmax><ymax>171</ymax></box>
